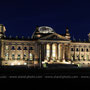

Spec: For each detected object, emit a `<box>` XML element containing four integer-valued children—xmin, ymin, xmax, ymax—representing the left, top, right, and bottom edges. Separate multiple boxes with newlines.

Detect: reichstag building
<box><xmin>0</xmin><ymin>24</ymin><xmax>90</xmax><ymax>67</ymax></box>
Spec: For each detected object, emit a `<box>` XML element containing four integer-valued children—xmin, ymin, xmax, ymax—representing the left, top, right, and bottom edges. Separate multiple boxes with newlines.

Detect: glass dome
<box><xmin>38</xmin><ymin>26</ymin><xmax>55</xmax><ymax>34</ymax></box>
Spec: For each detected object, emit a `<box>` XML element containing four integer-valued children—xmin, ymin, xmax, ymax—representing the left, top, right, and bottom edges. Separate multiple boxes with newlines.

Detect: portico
<box><xmin>40</xmin><ymin>41</ymin><xmax>71</xmax><ymax>64</ymax></box>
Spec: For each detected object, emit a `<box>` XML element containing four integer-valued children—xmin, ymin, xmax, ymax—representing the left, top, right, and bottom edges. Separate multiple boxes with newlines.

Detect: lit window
<box><xmin>5</xmin><ymin>53</ymin><xmax>9</xmax><ymax>60</ymax></box>
<box><xmin>6</xmin><ymin>46</ymin><xmax>9</xmax><ymax>50</ymax></box>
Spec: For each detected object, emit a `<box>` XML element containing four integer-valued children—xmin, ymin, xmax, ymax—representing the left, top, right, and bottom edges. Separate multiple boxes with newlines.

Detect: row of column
<box><xmin>41</xmin><ymin>43</ymin><xmax>71</xmax><ymax>61</ymax></box>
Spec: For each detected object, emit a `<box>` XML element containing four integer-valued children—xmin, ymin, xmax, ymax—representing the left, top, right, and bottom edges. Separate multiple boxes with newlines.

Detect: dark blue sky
<box><xmin>0</xmin><ymin>0</ymin><xmax>90</xmax><ymax>40</ymax></box>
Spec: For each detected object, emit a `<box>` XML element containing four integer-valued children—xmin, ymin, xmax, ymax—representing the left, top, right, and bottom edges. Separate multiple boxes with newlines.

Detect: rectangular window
<box><xmin>6</xmin><ymin>46</ymin><xmax>9</xmax><ymax>50</ymax></box>
<box><xmin>17</xmin><ymin>54</ymin><xmax>21</xmax><ymax>60</ymax></box>
<box><xmin>5</xmin><ymin>53</ymin><xmax>9</xmax><ymax>60</ymax></box>
<box><xmin>12</xmin><ymin>54</ymin><xmax>15</xmax><ymax>60</ymax></box>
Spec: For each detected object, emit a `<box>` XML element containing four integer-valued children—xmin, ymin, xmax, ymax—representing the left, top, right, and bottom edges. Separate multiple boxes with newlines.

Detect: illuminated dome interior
<box><xmin>38</xmin><ymin>26</ymin><xmax>55</xmax><ymax>34</ymax></box>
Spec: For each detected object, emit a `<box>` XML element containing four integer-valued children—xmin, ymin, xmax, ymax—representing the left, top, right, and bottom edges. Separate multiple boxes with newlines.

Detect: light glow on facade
<box><xmin>46</xmin><ymin>44</ymin><xmax>50</xmax><ymax>59</ymax></box>
<box><xmin>1</xmin><ymin>25</ymin><xmax>90</xmax><ymax>67</ymax></box>
<box><xmin>52</xmin><ymin>44</ymin><xmax>56</xmax><ymax>59</ymax></box>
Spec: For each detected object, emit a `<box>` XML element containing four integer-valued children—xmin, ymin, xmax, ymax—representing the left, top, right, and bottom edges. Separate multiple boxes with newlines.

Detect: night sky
<box><xmin>0</xmin><ymin>0</ymin><xmax>90</xmax><ymax>40</ymax></box>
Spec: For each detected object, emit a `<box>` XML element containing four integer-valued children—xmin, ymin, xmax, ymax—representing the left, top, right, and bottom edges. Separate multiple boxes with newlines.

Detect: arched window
<box><xmin>86</xmin><ymin>49</ymin><xmax>89</xmax><ymax>52</ymax></box>
<box><xmin>76</xmin><ymin>48</ymin><xmax>79</xmax><ymax>52</ymax></box>
<box><xmin>17</xmin><ymin>46</ymin><xmax>21</xmax><ymax>50</ymax></box>
<box><xmin>81</xmin><ymin>48</ymin><xmax>84</xmax><ymax>52</ymax></box>
<box><xmin>29</xmin><ymin>47</ymin><xmax>33</xmax><ymax>50</ymax></box>
<box><xmin>71</xmin><ymin>48</ymin><xmax>74</xmax><ymax>51</ymax></box>
<box><xmin>24</xmin><ymin>47</ymin><xmax>27</xmax><ymax>50</ymax></box>
<box><xmin>11</xmin><ymin>46</ymin><xmax>15</xmax><ymax>50</ymax></box>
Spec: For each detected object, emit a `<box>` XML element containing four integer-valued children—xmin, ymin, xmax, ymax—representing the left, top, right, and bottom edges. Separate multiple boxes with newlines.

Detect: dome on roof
<box><xmin>38</xmin><ymin>26</ymin><xmax>55</xmax><ymax>34</ymax></box>
<box><xmin>31</xmin><ymin>26</ymin><xmax>55</xmax><ymax>39</ymax></box>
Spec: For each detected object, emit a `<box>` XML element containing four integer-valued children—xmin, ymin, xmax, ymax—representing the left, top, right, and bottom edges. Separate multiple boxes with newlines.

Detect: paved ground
<box><xmin>0</xmin><ymin>66</ymin><xmax>90</xmax><ymax>76</ymax></box>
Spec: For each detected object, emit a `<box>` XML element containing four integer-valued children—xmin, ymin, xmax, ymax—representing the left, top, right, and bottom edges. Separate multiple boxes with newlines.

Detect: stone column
<box><xmin>22</xmin><ymin>44</ymin><xmax>24</xmax><ymax>60</ymax></box>
<box><xmin>44</xmin><ymin>43</ymin><xmax>46</xmax><ymax>60</ymax></box>
<box><xmin>74</xmin><ymin>46</ymin><xmax>76</xmax><ymax>61</ymax></box>
<box><xmin>28</xmin><ymin>45</ymin><xmax>30</xmax><ymax>61</ymax></box>
<box><xmin>45</xmin><ymin>43</ymin><xmax>47</xmax><ymax>60</ymax></box>
<box><xmin>58</xmin><ymin>44</ymin><xmax>61</xmax><ymax>60</ymax></box>
<box><xmin>62</xmin><ymin>44</ymin><xmax>65</xmax><ymax>61</ymax></box>
<box><xmin>65</xmin><ymin>45</ymin><xmax>68</xmax><ymax>61</ymax></box>
<box><xmin>68</xmin><ymin>44</ymin><xmax>71</xmax><ymax>61</ymax></box>
<box><xmin>50</xmin><ymin>43</ymin><xmax>52</xmax><ymax>60</ymax></box>
<box><xmin>1</xmin><ymin>42</ymin><xmax>5</xmax><ymax>60</ymax></box>
<box><xmin>89</xmin><ymin>46</ymin><xmax>90</xmax><ymax>60</ymax></box>
<box><xmin>9</xmin><ymin>45</ymin><xmax>11</xmax><ymax>60</ymax></box>
<box><xmin>65</xmin><ymin>45</ymin><xmax>69</xmax><ymax>61</ymax></box>
<box><xmin>56</xmin><ymin>43</ymin><xmax>59</xmax><ymax>60</ymax></box>
<box><xmin>15</xmin><ymin>44</ymin><xmax>17</xmax><ymax>60</ymax></box>
<box><xmin>56</xmin><ymin>43</ymin><xmax>57</xmax><ymax>60</ymax></box>
<box><xmin>60</xmin><ymin>44</ymin><xmax>62</xmax><ymax>60</ymax></box>
<box><xmin>84</xmin><ymin>46</ymin><xmax>86</xmax><ymax>61</ymax></box>
<box><xmin>79</xmin><ymin>46</ymin><xmax>81</xmax><ymax>61</ymax></box>
<box><xmin>60</xmin><ymin>44</ymin><xmax>63</xmax><ymax>61</ymax></box>
<box><xmin>41</xmin><ymin>43</ymin><xmax>44</xmax><ymax>61</ymax></box>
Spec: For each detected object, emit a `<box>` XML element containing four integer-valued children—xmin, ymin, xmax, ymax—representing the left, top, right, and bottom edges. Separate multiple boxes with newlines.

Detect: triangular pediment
<box><xmin>39</xmin><ymin>33</ymin><xmax>70</xmax><ymax>41</ymax></box>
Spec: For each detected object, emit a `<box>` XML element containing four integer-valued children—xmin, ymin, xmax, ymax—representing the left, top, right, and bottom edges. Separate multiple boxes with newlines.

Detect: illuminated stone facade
<box><xmin>0</xmin><ymin>24</ymin><xmax>90</xmax><ymax>67</ymax></box>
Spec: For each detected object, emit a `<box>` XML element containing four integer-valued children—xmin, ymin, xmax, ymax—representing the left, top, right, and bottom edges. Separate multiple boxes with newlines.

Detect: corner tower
<box><xmin>0</xmin><ymin>24</ymin><xmax>6</xmax><ymax>39</ymax></box>
<box><xmin>65</xmin><ymin>27</ymin><xmax>71</xmax><ymax>39</ymax></box>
